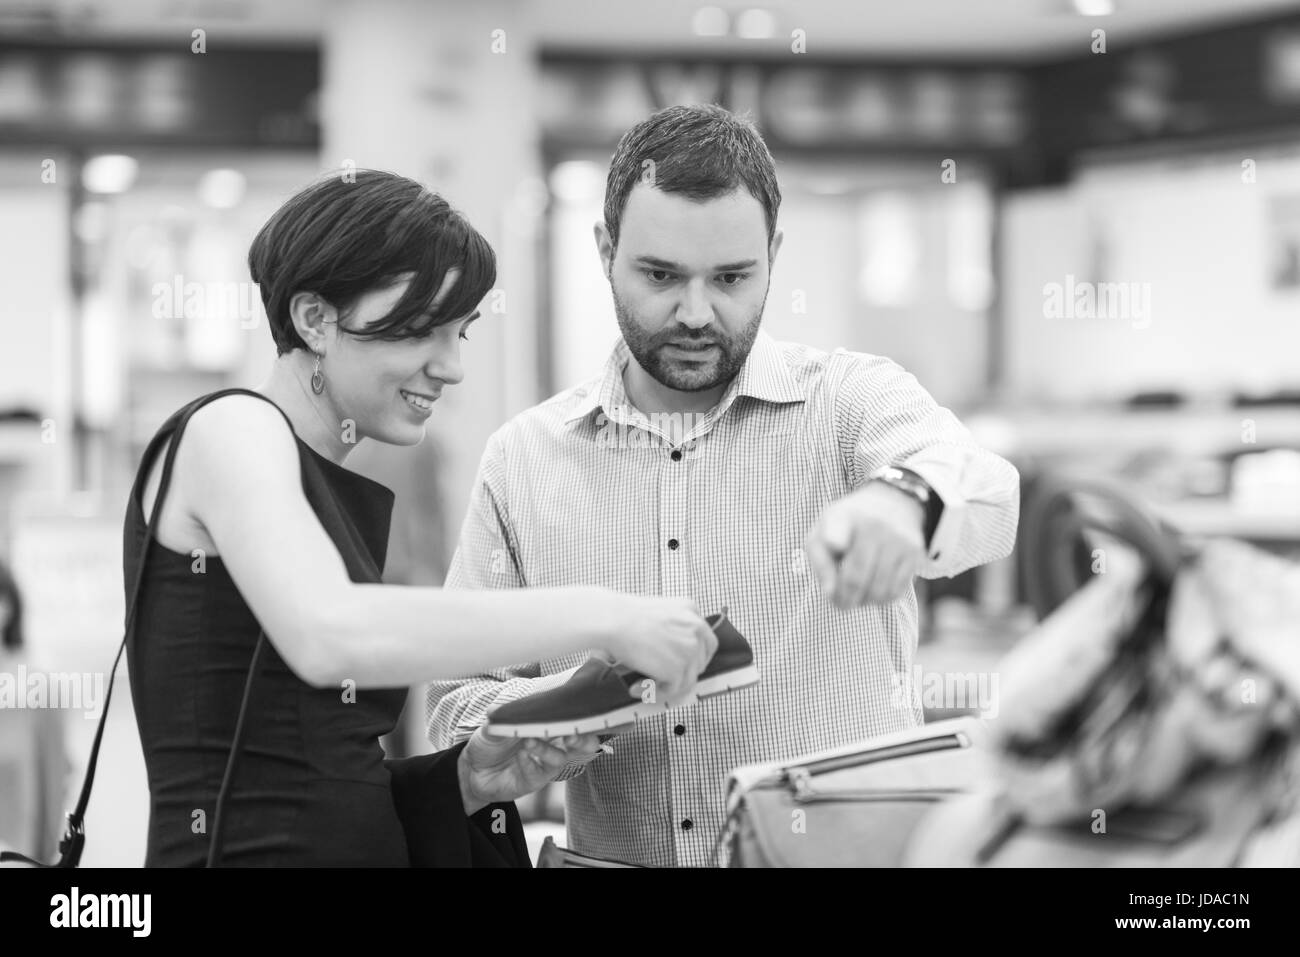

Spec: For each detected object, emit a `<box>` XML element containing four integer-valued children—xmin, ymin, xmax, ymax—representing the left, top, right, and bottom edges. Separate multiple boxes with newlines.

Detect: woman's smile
<box><xmin>400</xmin><ymin>388</ymin><xmax>439</xmax><ymax>416</ymax></box>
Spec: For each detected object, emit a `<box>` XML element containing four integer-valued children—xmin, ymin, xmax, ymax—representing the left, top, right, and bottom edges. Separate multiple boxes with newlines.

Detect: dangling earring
<box><xmin>310</xmin><ymin>351</ymin><xmax>325</xmax><ymax>395</ymax></box>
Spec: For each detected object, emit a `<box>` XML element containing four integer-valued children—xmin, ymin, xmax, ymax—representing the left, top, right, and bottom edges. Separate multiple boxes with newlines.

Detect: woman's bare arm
<box><xmin>166</xmin><ymin>395</ymin><xmax>711</xmax><ymax>692</ymax></box>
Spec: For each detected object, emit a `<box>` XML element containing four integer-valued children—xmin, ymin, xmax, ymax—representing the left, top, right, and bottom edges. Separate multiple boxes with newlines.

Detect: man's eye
<box><xmin>645</xmin><ymin>269</ymin><xmax>673</xmax><ymax>283</ymax></box>
<box><xmin>719</xmin><ymin>272</ymin><xmax>748</xmax><ymax>286</ymax></box>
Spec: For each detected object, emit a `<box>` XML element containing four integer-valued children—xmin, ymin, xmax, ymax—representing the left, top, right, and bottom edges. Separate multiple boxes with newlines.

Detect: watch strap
<box><xmin>871</xmin><ymin>466</ymin><xmax>944</xmax><ymax>549</ymax></box>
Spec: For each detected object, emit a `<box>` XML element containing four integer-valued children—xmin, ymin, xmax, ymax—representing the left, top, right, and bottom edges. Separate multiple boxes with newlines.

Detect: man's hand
<box><xmin>805</xmin><ymin>480</ymin><xmax>927</xmax><ymax>608</ymax></box>
<box><xmin>457</xmin><ymin>727</ymin><xmax>604</xmax><ymax>815</ymax></box>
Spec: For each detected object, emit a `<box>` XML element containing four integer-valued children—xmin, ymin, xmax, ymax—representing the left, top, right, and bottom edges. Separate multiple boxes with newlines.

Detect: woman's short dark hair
<box><xmin>250</xmin><ymin>170</ymin><xmax>496</xmax><ymax>354</ymax></box>
<box><xmin>0</xmin><ymin>559</ymin><xmax>23</xmax><ymax>651</ymax></box>
<box><xmin>603</xmin><ymin>103</ymin><xmax>781</xmax><ymax>253</ymax></box>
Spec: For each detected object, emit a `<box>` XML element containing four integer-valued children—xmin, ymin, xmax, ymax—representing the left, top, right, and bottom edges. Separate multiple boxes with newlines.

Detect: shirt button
<box><xmin>670</xmin><ymin>449</ymin><xmax>682</xmax><ymax>461</ymax></box>
<box><xmin>674</xmin><ymin>724</ymin><xmax>685</xmax><ymax>736</ymax></box>
<box><xmin>667</xmin><ymin>538</ymin><xmax>679</xmax><ymax>550</ymax></box>
<box><xmin>681</xmin><ymin>819</ymin><xmax>693</xmax><ymax>831</ymax></box>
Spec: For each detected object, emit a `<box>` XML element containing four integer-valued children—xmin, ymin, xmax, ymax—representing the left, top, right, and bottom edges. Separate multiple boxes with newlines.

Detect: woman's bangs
<box><xmin>364</xmin><ymin>217</ymin><xmax>497</xmax><ymax>341</ymax></box>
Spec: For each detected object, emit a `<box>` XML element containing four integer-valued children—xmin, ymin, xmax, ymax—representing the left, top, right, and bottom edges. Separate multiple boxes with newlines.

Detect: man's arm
<box><xmin>832</xmin><ymin>351</ymin><xmax>1020</xmax><ymax>580</ymax></box>
<box><xmin>423</xmin><ymin>435</ymin><xmax>586</xmax><ymax>776</ymax></box>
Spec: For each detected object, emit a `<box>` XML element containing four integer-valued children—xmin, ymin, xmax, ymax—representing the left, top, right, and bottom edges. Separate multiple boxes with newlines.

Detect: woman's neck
<box><xmin>256</xmin><ymin>352</ymin><xmax>359</xmax><ymax>466</ymax></box>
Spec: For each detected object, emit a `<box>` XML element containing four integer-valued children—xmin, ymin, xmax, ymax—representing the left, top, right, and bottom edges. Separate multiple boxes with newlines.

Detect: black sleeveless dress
<box><xmin>123</xmin><ymin>389</ymin><xmax>410</xmax><ymax>866</ymax></box>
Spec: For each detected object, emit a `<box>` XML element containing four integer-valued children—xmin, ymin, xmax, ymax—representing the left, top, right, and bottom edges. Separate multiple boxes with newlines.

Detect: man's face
<box><xmin>600</xmin><ymin>184</ymin><xmax>781</xmax><ymax>393</ymax></box>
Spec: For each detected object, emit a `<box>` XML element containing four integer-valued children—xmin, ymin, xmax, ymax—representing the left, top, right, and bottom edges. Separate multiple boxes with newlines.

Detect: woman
<box><xmin>125</xmin><ymin>170</ymin><xmax>715</xmax><ymax>867</ymax></box>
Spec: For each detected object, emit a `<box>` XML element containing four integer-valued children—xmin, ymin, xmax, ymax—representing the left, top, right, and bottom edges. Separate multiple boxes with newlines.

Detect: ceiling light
<box><xmin>692</xmin><ymin>6</ymin><xmax>729</xmax><ymax>37</ymax></box>
<box><xmin>736</xmin><ymin>8</ymin><xmax>777</xmax><ymax>39</ymax></box>
<box><xmin>82</xmin><ymin>154</ymin><xmax>138</xmax><ymax>194</ymax></box>
<box><xmin>548</xmin><ymin>160</ymin><xmax>603</xmax><ymax>203</ymax></box>
<box><xmin>197</xmin><ymin>168</ymin><xmax>246</xmax><ymax>209</ymax></box>
<box><xmin>1073</xmin><ymin>0</ymin><xmax>1115</xmax><ymax>16</ymax></box>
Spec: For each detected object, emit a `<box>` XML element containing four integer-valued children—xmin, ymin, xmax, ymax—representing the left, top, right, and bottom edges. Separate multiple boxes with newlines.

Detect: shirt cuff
<box><xmin>898</xmin><ymin>456</ymin><xmax>967</xmax><ymax>566</ymax></box>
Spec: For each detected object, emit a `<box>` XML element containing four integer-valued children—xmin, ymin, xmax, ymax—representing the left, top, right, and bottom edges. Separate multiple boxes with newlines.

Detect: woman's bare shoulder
<box><xmin>181</xmin><ymin>393</ymin><xmax>301</xmax><ymax>490</ymax></box>
<box><xmin>141</xmin><ymin>393</ymin><xmax>300</xmax><ymax>548</ymax></box>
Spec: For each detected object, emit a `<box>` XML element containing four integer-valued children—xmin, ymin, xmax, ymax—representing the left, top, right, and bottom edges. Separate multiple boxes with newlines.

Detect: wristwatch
<box><xmin>869</xmin><ymin>466</ymin><xmax>943</xmax><ymax>548</ymax></box>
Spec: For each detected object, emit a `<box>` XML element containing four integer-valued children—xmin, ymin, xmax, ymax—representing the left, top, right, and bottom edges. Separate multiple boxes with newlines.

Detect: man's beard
<box><xmin>611</xmin><ymin>284</ymin><xmax>766</xmax><ymax>393</ymax></box>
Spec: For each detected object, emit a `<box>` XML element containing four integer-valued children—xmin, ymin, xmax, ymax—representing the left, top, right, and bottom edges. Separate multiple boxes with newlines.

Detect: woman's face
<box><xmin>319</xmin><ymin>270</ymin><xmax>479</xmax><ymax>446</ymax></box>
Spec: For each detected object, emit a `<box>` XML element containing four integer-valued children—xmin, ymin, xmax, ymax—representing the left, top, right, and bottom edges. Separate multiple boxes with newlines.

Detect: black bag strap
<box><xmin>0</xmin><ymin>388</ymin><xmax>286</xmax><ymax>868</ymax></box>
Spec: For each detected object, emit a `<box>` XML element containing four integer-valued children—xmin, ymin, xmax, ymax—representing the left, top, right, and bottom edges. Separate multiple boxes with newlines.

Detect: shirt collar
<box><xmin>564</xmin><ymin>330</ymin><xmax>804</xmax><ymax>425</ymax></box>
<box><xmin>564</xmin><ymin>341</ymin><xmax>628</xmax><ymax>424</ymax></box>
<box><xmin>732</xmin><ymin>330</ymin><xmax>805</xmax><ymax>405</ymax></box>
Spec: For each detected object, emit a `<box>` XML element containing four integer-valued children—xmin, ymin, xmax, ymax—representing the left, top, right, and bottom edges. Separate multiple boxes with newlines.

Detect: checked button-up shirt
<box><xmin>426</xmin><ymin>331</ymin><xmax>1019</xmax><ymax>867</ymax></box>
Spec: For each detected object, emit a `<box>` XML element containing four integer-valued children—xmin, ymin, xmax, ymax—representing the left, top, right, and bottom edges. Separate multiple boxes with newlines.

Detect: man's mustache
<box><xmin>658</xmin><ymin>330</ymin><xmax>723</xmax><ymax>348</ymax></box>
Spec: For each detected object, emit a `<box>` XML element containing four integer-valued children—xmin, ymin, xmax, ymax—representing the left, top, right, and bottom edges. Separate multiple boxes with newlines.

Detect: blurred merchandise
<box><xmin>0</xmin><ymin>678</ymin><xmax>66</xmax><ymax>864</ymax></box>
<box><xmin>1229</xmin><ymin>448</ymin><xmax>1300</xmax><ymax>513</ymax></box>
<box><xmin>0</xmin><ymin>559</ymin><xmax>67</xmax><ymax>864</ymax></box>
<box><xmin>910</xmin><ymin>476</ymin><xmax>1300</xmax><ymax>866</ymax></box>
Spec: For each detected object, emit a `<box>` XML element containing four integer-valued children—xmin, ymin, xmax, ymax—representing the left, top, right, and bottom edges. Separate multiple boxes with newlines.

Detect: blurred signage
<box><xmin>540</xmin><ymin>56</ymin><xmax>1026</xmax><ymax>151</ymax></box>
<box><xmin>1030</xmin><ymin>14</ymin><xmax>1300</xmax><ymax>166</ymax></box>
<box><xmin>1264</xmin><ymin>28</ymin><xmax>1300</xmax><ymax>102</ymax></box>
<box><xmin>542</xmin><ymin>13</ymin><xmax>1300</xmax><ymax>184</ymax></box>
<box><xmin>0</xmin><ymin>43</ymin><xmax>318</xmax><ymax>148</ymax></box>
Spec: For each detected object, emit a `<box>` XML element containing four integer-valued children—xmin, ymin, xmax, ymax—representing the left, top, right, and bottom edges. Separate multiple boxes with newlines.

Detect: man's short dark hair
<box><xmin>249</xmin><ymin>169</ymin><xmax>496</xmax><ymax>355</ymax></box>
<box><xmin>603</xmin><ymin>103</ymin><xmax>781</xmax><ymax>252</ymax></box>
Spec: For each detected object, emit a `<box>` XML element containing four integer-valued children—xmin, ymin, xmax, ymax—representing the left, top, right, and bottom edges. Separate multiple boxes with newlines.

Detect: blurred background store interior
<box><xmin>2</xmin><ymin>0</ymin><xmax>1299</xmax><ymax>864</ymax></box>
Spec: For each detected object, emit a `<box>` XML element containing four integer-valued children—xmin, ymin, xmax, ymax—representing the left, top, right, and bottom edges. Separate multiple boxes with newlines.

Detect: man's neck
<box><xmin>256</xmin><ymin>355</ymin><xmax>357</xmax><ymax>466</ymax></box>
<box><xmin>620</xmin><ymin>358</ymin><xmax>728</xmax><ymax>420</ymax></box>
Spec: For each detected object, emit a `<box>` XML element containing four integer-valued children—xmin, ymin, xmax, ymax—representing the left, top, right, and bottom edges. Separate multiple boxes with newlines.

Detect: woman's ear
<box><xmin>288</xmin><ymin>291</ymin><xmax>336</xmax><ymax>352</ymax></box>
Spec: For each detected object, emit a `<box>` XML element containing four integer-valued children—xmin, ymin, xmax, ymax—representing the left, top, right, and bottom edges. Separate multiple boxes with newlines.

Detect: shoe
<box><xmin>483</xmin><ymin>608</ymin><xmax>760</xmax><ymax>739</ymax></box>
<box><xmin>696</xmin><ymin>607</ymin><xmax>760</xmax><ymax>697</ymax></box>
<box><xmin>484</xmin><ymin>656</ymin><xmax>664</xmax><ymax>738</ymax></box>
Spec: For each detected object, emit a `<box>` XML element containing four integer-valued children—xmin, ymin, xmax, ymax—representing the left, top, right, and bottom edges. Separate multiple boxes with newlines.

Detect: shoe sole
<box><xmin>485</xmin><ymin>700</ymin><xmax>668</xmax><ymax>738</ymax></box>
<box><xmin>695</xmin><ymin>663</ymin><xmax>760</xmax><ymax>698</ymax></box>
<box><xmin>484</xmin><ymin>665</ymin><xmax>761</xmax><ymax>739</ymax></box>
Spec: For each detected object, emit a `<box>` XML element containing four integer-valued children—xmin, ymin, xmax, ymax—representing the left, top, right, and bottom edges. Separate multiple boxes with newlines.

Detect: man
<box><xmin>427</xmin><ymin>104</ymin><xmax>1019</xmax><ymax>867</ymax></box>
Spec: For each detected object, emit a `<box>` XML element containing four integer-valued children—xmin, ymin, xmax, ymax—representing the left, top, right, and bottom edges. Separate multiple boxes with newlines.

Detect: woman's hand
<box><xmin>603</xmin><ymin>595</ymin><xmax>717</xmax><ymax>704</ymax></box>
<box><xmin>457</xmin><ymin>727</ymin><xmax>604</xmax><ymax>815</ymax></box>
